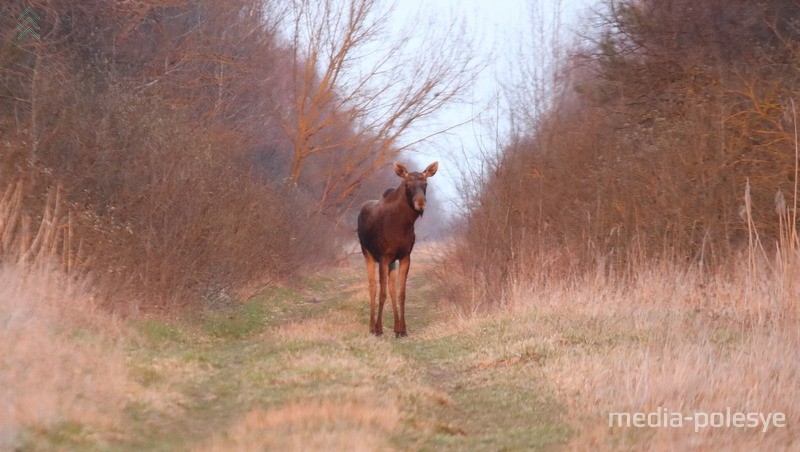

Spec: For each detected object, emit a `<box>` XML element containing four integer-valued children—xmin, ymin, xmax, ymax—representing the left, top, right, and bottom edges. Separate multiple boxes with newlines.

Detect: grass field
<box><xmin>3</xmin><ymin>246</ymin><xmax>799</xmax><ymax>450</ymax></box>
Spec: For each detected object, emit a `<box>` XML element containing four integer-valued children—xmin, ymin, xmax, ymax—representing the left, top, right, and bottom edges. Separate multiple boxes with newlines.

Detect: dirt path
<box><xmin>67</xmin><ymin>247</ymin><xmax>569</xmax><ymax>450</ymax></box>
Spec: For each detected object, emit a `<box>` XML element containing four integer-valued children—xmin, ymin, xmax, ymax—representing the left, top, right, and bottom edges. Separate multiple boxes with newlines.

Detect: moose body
<box><xmin>357</xmin><ymin>161</ymin><xmax>438</xmax><ymax>337</ymax></box>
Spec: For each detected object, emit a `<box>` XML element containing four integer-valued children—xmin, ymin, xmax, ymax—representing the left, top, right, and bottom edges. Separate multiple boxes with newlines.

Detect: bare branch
<box><xmin>279</xmin><ymin>0</ymin><xmax>477</xmax><ymax>210</ymax></box>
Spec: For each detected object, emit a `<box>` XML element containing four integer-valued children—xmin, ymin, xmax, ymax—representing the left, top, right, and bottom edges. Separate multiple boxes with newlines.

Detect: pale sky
<box><xmin>388</xmin><ymin>0</ymin><xmax>597</xmax><ymax>214</ymax></box>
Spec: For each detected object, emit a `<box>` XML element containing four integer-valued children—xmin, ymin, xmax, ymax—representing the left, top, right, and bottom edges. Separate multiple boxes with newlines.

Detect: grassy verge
<box><xmin>9</xmin><ymin>245</ymin><xmax>800</xmax><ymax>450</ymax></box>
<box><xmin>123</xmin><ymin>250</ymin><xmax>570</xmax><ymax>451</ymax></box>
<box><xmin>6</xmin><ymin>247</ymin><xmax>566</xmax><ymax>450</ymax></box>
<box><xmin>488</xmin><ymin>259</ymin><xmax>800</xmax><ymax>450</ymax></box>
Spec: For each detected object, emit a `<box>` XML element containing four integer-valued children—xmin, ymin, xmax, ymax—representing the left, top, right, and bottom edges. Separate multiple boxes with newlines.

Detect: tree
<box><xmin>281</xmin><ymin>0</ymin><xmax>476</xmax><ymax>210</ymax></box>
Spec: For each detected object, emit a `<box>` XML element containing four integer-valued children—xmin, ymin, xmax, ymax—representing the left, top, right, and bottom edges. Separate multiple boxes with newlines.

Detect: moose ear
<box><xmin>394</xmin><ymin>162</ymin><xmax>409</xmax><ymax>179</ymax></box>
<box><xmin>423</xmin><ymin>161</ymin><xmax>438</xmax><ymax>178</ymax></box>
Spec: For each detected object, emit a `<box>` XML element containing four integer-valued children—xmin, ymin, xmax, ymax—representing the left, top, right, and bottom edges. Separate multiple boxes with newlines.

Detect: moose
<box><xmin>357</xmin><ymin>161</ymin><xmax>438</xmax><ymax>337</ymax></box>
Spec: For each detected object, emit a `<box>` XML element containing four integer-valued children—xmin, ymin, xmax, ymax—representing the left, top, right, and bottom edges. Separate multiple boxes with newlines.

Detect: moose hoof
<box><xmin>395</xmin><ymin>331</ymin><xmax>407</xmax><ymax>338</ymax></box>
<box><xmin>370</xmin><ymin>329</ymin><xmax>383</xmax><ymax>337</ymax></box>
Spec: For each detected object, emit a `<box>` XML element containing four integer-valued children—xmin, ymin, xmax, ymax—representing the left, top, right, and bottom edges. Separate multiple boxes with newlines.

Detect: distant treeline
<box><xmin>1</xmin><ymin>0</ymin><xmax>446</xmax><ymax>308</ymax></box>
<box><xmin>451</xmin><ymin>0</ymin><xmax>800</xmax><ymax>301</ymax></box>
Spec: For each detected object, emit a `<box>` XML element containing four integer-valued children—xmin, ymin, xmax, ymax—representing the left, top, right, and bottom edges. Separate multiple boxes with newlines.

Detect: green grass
<box><xmin>15</xmin><ymin>422</ymin><xmax>95</xmax><ymax>452</ymax></box>
<box><xmin>137</xmin><ymin>318</ymin><xmax>183</xmax><ymax>345</ymax></box>
<box><xmin>29</xmin><ymin>255</ymin><xmax>573</xmax><ymax>450</ymax></box>
<box><xmin>201</xmin><ymin>299</ymin><xmax>268</xmax><ymax>339</ymax></box>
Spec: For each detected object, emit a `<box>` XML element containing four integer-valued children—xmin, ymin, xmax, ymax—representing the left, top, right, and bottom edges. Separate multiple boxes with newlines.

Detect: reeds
<box><xmin>0</xmin><ymin>181</ymin><xmax>131</xmax><ymax>448</ymax></box>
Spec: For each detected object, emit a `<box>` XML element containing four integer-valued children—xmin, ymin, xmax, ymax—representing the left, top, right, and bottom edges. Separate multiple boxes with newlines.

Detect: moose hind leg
<box><xmin>395</xmin><ymin>256</ymin><xmax>411</xmax><ymax>337</ymax></box>
<box><xmin>388</xmin><ymin>260</ymin><xmax>399</xmax><ymax>334</ymax></box>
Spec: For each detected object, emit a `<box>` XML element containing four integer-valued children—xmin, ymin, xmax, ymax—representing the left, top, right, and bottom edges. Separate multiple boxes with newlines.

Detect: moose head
<box><xmin>393</xmin><ymin>161</ymin><xmax>438</xmax><ymax>214</ymax></box>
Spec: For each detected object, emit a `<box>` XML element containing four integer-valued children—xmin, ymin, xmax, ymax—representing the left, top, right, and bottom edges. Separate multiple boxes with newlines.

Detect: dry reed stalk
<box><xmin>0</xmin><ymin>182</ymin><xmax>132</xmax><ymax>448</ymax></box>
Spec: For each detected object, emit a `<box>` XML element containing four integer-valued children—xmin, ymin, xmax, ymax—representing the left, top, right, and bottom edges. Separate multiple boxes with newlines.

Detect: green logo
<box><xmin>17</xmin><ymin>6</ymin><xmax>41</xmax><ymax>41</ymax></box>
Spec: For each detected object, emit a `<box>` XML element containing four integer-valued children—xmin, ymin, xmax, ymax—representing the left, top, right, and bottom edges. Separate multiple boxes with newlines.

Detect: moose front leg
<box><xmin>364</xmin><ymin>252</ymin><xmax>379</xmax><ymax>335</ymax></box>
<box><xmin>395</xmin><ymin>255</ymin><xmax>411</xmax><ymax>337</ymax></box>
<box><xmin>375</xmin><ymin>257</ymin><xmax>390</xmax><ymax>336</ymax></box>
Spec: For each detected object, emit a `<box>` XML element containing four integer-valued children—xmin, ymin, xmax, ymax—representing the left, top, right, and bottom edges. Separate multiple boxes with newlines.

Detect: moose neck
<box><xmin>388</xmin><ymin>181</ymin><xmax>421</xmax><ymax>226</ymax></box>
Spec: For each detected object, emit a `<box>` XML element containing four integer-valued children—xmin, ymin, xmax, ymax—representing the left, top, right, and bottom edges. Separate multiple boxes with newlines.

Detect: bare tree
<box><xmin>281</xmin><ymin>0</ymin><xmax>476</xmax><ymax>210</ymax></box>
<box><xmin>505</xmin><ymin>0</ymin><xmax>566</xmax><ymax>134</ymax></box>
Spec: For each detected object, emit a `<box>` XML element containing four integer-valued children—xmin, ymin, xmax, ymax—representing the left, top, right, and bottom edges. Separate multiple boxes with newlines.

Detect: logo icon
<box><xmin>17</xmin><ymin>6</ymin><xmax>41</xmax><ymax>41</ymax></box>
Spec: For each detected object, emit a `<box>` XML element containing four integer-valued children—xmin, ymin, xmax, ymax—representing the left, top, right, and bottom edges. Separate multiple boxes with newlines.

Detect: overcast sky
<box><xmin>387</xmin><ymin>0</ymin><xmax>597</xmax><ymax>214</ymax></box>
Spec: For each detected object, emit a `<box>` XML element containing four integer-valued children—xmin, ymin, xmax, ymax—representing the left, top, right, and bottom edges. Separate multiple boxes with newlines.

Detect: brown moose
<box><xmin>357</xmin><ymin>161</ymin><xmax>438</xmax><ymax>337</ymax></box>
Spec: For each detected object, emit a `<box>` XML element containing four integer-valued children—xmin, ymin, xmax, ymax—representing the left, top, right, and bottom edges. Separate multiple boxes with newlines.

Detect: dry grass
<box><xmin>0</xmin><ymin>263</ymin><xmax>132</xmax><ymax>449</ymax></box>
<box><xmin>268</xmin><ymin>311</ymin><xmax>362</xmax><ymax>342</ymax></box>
<box><xmin>204</xmin><ymin>398</ymin><xmax>400</xmax><ymax>452</ymax></box>
<box><xmin>0</xmin><ymin>182</ymin><xmax>134</xmax><ymax>449</ymax></box>
<box><xmin>444</xmin><ymin>253</ymin><xmax>800</xmax><ymax>450</ymax></box>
